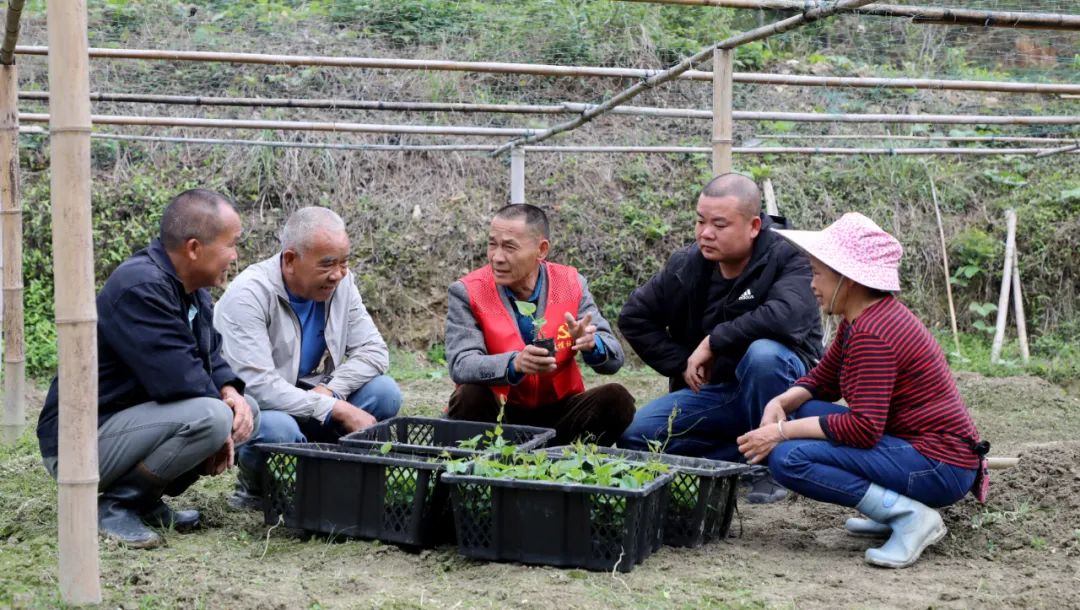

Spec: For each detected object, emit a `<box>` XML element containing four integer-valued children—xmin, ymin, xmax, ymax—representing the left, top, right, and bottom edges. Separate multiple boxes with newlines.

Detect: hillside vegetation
<box><xmin>10</xmin><ymin>0</ymin><xmax>1080</xmax><ymax>382</ymax></box>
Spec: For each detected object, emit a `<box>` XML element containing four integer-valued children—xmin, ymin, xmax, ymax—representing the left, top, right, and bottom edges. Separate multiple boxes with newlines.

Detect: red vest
<box><xmin>460</xmin><ymin>262</ymin><xmax>585</xmax><ymax>409</ymax></box>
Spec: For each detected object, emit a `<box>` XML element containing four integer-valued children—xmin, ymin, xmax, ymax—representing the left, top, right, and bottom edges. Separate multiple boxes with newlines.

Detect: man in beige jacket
<box><xmin>214</xmin><ymin>206</ymin><xmax>400</xmax><ymax>508</ymax></box>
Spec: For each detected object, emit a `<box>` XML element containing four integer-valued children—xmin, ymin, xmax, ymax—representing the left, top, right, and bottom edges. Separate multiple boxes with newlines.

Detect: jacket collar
<box><xmin>147</xmin><ymin>239</ymin><xmax>189</xmax><ymax>294</ymax></box>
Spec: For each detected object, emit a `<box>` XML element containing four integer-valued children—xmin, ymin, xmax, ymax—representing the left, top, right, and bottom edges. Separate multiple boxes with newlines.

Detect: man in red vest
<box><xmin>445</xmin><ymin>204</ymin><xmax>634</xmax><ymax>445</ymax></box>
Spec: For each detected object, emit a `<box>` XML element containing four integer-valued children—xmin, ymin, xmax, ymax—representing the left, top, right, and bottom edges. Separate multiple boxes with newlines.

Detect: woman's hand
<box><xmin>737</xmin><ymin>423</ymin><xmax>784</xmax><ymax>465</ymax></box>
<box><xmin>759</xmin><ymin>396</ymin><xmax>788</xmax><ymax>428</ymax></box>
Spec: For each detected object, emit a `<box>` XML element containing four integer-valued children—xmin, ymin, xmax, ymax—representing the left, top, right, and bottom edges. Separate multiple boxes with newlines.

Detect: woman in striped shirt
<box><xmin>736</xmin><ymin>212</ymin><xmax>984</xmax><ymax>569</ymax></box>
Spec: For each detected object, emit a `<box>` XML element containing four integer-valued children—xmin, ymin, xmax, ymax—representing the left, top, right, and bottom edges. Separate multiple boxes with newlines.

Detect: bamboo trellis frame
<box><xmin>492</xmin><ymin>0</ymin><xmax>882</xmax><ymax>156</ymax></box>
<box><xmin>0</xmin><ymin>0</ymin><xmax>1075</xmax><ymax>602</ymax></box>
<box><xmin>616</xmin><ymin>0</ymin><xmax>1080</xmax><ymax>30</ymax></box>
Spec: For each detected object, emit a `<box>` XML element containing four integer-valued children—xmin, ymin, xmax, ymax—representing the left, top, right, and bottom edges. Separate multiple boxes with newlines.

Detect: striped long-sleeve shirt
<box><xmin>795</xmin><ymin>296</ymin><xmax>980</xmax><ymax>469</ymax></box>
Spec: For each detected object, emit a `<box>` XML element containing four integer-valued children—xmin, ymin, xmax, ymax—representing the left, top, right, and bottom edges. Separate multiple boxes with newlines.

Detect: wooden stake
<box><xmin>712</xmin><ymin>47</ymin><xmax>734</xmax><ymax>175</ymax></box>
<box><xmin>1011</xmin><ymin>245</ymin><xmax>1030</xmax><ymax>364</ymax></box>
<box><xmin>0</xmin><ymin>63</ymin><xmax>24</xmax><ymax>445</ymax></box>
<box><xmin>990</xmin><ymin>210</ymin><xmax>1016</xmax><ymax>365</ymax></box>
<box><xmin>987</xmin><ymin>457</ymin><xmax>1019</xmax><ymax>470</ymax></box>
<box><xmin>762</xmin><ymin>178</ymin><xmax>778</xmax><ymax>216</ymax></box>
<box><xmin>928</xmin><ymin>175</ymin><xmax>960</xmax><ymax>357</ymax></box>
<box><xmin>509</xmin><ymin>147</ymin><xmax>525</xmax><ymax>204</ymax></box>
<box><xmin>48</xmin><ymin>0</ymin><xmax>101</xmax><ymax>603</ymax></box>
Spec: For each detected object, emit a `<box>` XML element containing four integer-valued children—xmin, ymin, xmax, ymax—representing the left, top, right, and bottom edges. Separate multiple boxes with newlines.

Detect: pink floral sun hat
<box><xmin>773</xmin><ymin>212</ymin><xmax>903</xmax><ymax>292</ymax></box>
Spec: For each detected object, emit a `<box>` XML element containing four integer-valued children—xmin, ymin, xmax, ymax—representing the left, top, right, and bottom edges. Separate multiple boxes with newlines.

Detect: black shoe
<box><xmin>745</xmin><ymin>472</ymin><xmax>789</xmax><ymax>504</ymax></box>
<box><xmin>141</xmin><ymin>499</ymin><xmax>201</xmax><ymax>532</ymax></box>
<box><xmin>98</xmin><ymin>462</ymin><xmax>174</xmax><ymax>549</ymax></box>
<box><xmin>227</xmin><ymin>487</ymin><xmax>264</xmax><ymax>512</ymax></box>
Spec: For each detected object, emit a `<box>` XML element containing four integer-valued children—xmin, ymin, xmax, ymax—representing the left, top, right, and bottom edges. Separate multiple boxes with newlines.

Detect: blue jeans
<box><xmin>767</xmin><ymin>400</ymin><xmax>977</xmax><ymax>508</ymax></box>
<box><xmin>237</xmin><ymin>374</ymin><xmax>402</xmax><ymax>483</ymax></box>
<box><xmin>619</xmin><ymin>339</ymin><xmax>807</xmax><ymax>461</ymax></box>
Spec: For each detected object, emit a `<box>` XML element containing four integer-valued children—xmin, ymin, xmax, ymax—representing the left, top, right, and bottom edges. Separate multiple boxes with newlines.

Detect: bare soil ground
<box><xmin>3</xmin><ymin>370</ymin><xmax>1079</xmax><ymax>609</ymax></box>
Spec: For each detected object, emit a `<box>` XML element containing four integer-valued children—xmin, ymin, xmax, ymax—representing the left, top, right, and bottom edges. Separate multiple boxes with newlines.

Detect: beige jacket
<box><xmin>213</xmin><ymin>254</ymin><xmax>389</xmax><ymax>423</ymax></box>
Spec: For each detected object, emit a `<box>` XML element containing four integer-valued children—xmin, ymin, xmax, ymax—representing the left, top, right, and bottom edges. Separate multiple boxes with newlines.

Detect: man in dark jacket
<box><xmin>36</xmin><ymin>189</ymin><xmax>259</xmax><ymax>548</ymax></box>
<box><xmin>618</xmin><ymin>173</ymin><xmax>822</xmax><ymax>503</ymax></box>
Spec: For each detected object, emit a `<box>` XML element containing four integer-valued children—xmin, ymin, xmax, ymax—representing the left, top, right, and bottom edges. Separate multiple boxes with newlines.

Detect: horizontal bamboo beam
<box><xmin>11</xmin><ymin>48</ymin><xmax>1077</xmax><ymax>95</ymax></box>
<box><xmin>616</xmin><ymin>0</ymin><xmax>1080</xmax><ymax>31</ymax></box>
<box><xmin>18</xmin><ymin>110</ymin><xmax>1077</xmax><ymax>139</ymax></box>
<box><xmin>491</xmin><ymin>0</ymin><xmax>877</xmax><ymax>156</ymax></box>
<box><xmin>758</xmin><ymin>134</ymin><xmax>1080</xmax><ymax>144</ymax></box>
<box><xmin>735</xmin><ymin>111</ymin><xmax>1080</xmax><ymax>125</ymax></box>
<box><xmin>1</xmin><ymin>0</ymin><xmax>26</xmax><ymax>65</ymax></box>
<box><xmin>18</xmin><ymin>113</ymin><xmax>542</xmax><ymax>136</ymax></box>
<box><xmin>20</xmin><ymin>93</ymin><xmax>1080</xmax><ymax>123</ymax></box>
<box><xmin>19</xmin><ymin>131</ymin><xmax>1077</xmax><ymax>157</ymax></box>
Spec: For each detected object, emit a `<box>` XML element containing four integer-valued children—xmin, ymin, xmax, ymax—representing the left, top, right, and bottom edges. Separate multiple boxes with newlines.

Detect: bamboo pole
<box><xmin>17</xmin><ymin>74</ymin><xmax>1080</xmax><ymax>98</ymax></box>
<box><xmin>20</xmin><ymin>110</ymin><xmax>1080</xmax><ymax>128</ymax></box>
<box><xmin>928</xmin><ymin>174</ymin><xmax>961</xmax><ymax>357</ymax></box>
<box><xmin>1</xmin><ymin>0</ymin><xmax>25</xmax><ymax>65</ymax></box>
<box><xmin>712</xmin><ymin>48</ymin><xmax>734</xmax><ymax>175</ymax></box>
<box><xmin>0</xmin><ymin>63</ymin><xmax>24</xmax><ymax>445</ymax></box>
<box><xmin>510</xmin><ymin>147</ymin><xmax>525</xmax><ymax>204</ymax></box>
<box><xmin>758</xmin><ymin>135</ymin><xmax>1080</xmax><ymax>145</ymax></box>
<box><xmin>1011</xmin><ymin>245</ymin><xmax>1030</xmax><ymax>364</ymax></box>
<box><xmin>18</xmin><ymin>92</ymin><xmax>1080</xmax><ymax>118</ymax></box>
<box><xmin>17</xmin><ymin>132</ymin><xmax>1080</xmax><ymax>157</ymax></box>
<box><xmin>490</xmin><ymin>0</ymin><xmax>879</xmax><ymax>156</ymax></box>
<box><xmin>48</xmin><ymin>0</ymin><xmax>101</xmax><ymax>603</ymax></box>
<box><xmin>762</xmin><ymin>178</ymin><xmax>778</xmax><ymax>216</ymax></box>
<box><xmin>990</xmin><ymin>210</ymin><xmax>1016</xmax><ymax>365</ymax></box>
<box><xmin>615</xmin><ymin>0</ymin><xmax>1080</xmax><ymax>31</ymax></box>
<box><xmin>1034</xmin><ymin>142</ymin><xmax>1080</xmax><ymax>158</ymax></box>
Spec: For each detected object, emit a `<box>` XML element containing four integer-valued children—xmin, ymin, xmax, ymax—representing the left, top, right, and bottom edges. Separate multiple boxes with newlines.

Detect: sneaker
<box><xmin>745</xmin><ymin>472</ymin><xmax>789</xmax><ymax>504</ymax></box>
<box><xmin>227</xmin><ymin>488</ymin><xmax>264</xmax><ymax>512</ymax></box>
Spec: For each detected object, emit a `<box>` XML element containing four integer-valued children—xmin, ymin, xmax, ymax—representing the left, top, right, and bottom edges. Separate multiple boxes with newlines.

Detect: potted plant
<box><xmin>514</xmin><ymin>300</ymin><xmax>554</xmax><ymax>356</ymax></box>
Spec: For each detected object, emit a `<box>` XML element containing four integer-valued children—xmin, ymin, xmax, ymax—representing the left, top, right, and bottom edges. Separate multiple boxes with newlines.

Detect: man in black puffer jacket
<box><xmin>618</xmin><ymin>173</ymin><xmax>822</xmax><ymax>503</ymax></box>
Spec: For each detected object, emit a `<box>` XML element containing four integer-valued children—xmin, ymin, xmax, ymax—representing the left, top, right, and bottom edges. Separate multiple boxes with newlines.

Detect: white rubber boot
<box><xmin>854</xmin><ymin>483</ymin><xmax>946</xmax><ymax>569</ymax></box>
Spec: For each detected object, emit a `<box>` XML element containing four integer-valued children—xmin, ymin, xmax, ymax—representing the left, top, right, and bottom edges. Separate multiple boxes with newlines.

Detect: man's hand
<box><xmin>221</xmin><ymin>385</ymin><xmax>254</xmax><ymax>444</ymax></box>
<box><xmin>311</xmin><ymin>385</ymin><xmax>335</xmax><ymax>398</ymax></box>
<box><xmin>564</xmin><ymin>312</ymin><xmax>597</xmax><ymax>353</ymax></box>
<box><xmin>513</xmin><ymin>344</ymin><xmax>557</xmax><ymax>376</ymax></box>
<box><xmin>683</xmin><ymin>337</ymin><xmax>713</xmax><ymax>393</ymax></box>
<box><xmin>203</xmin><ymin>435</ymin><xmax>235</xmax><ymax>476</ymax></box>
<box><xmin>330</xmin><ymin>401</ymin><xmax>377</xmax><ymax>434</ymax></box>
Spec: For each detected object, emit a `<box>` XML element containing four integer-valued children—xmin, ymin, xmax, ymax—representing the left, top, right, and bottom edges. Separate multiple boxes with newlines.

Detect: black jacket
<box><xmin>619</xmin><ymin>215</ymin><xmax>823</xmax><ymax>392</ymax></box>
<box><xmin>37</xmin><ymin>239</ymin><xmax>244</xmax><ymax>458</ymax></box>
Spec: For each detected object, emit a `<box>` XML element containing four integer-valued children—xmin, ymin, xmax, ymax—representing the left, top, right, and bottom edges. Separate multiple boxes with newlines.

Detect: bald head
<box><xmin>699</xmin><ymin>173</ymin><xmax>761</xmax><ymax>220</ymax></box>
<box><xmin>159</xmin><ymin>188</ymin><xmax>236</xmax><ymax>252</ymax></box>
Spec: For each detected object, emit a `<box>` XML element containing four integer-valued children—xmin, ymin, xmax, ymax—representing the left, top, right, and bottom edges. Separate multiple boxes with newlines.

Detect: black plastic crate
<box><xmin>339</xmin><ymin>416</ymin><xmax>555</xmax><ymax>458</ymax></box>
<box><xmin>591</xmin><ymin>447</ymin><xmax>750</xmax><ymax>547</ymax></box>
<box><xmin>258</xmin><ymin>442</ymin><xmax>454</xmax><ymax>547</ymax></box>
<box><xmin>442</xmin><ymin>461</ymin><xmax>673</xmax><ymax>573</ymax></box>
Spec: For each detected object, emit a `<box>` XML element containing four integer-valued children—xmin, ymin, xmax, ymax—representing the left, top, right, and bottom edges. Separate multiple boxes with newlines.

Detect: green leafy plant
<box><xmin>445</xmin><ymin>441</ymin><xmax>669</xmax><ymax>491</ymax></box>
<box><xmin>968</xmin><ymin>302</ymin><xmax>998</xmax><ymax>335</ymax></box>
<box><xmin>513</xmin><ymin>300</ymin><xmax>547</xmax><ymax>340</ymax></box>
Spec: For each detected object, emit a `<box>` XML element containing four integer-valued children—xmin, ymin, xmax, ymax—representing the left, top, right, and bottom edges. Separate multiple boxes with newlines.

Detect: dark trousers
<box><xmin>447</xmin><ymin>383</ymin><xmax>635</xmax><ymax>446</ymax></box>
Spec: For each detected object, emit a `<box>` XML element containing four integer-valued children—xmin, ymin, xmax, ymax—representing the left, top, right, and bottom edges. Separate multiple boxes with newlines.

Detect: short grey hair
<box><xmin>280</xmin><ymin>207</ymin><xmax>347</xmax><ymax>253</ymax></box>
